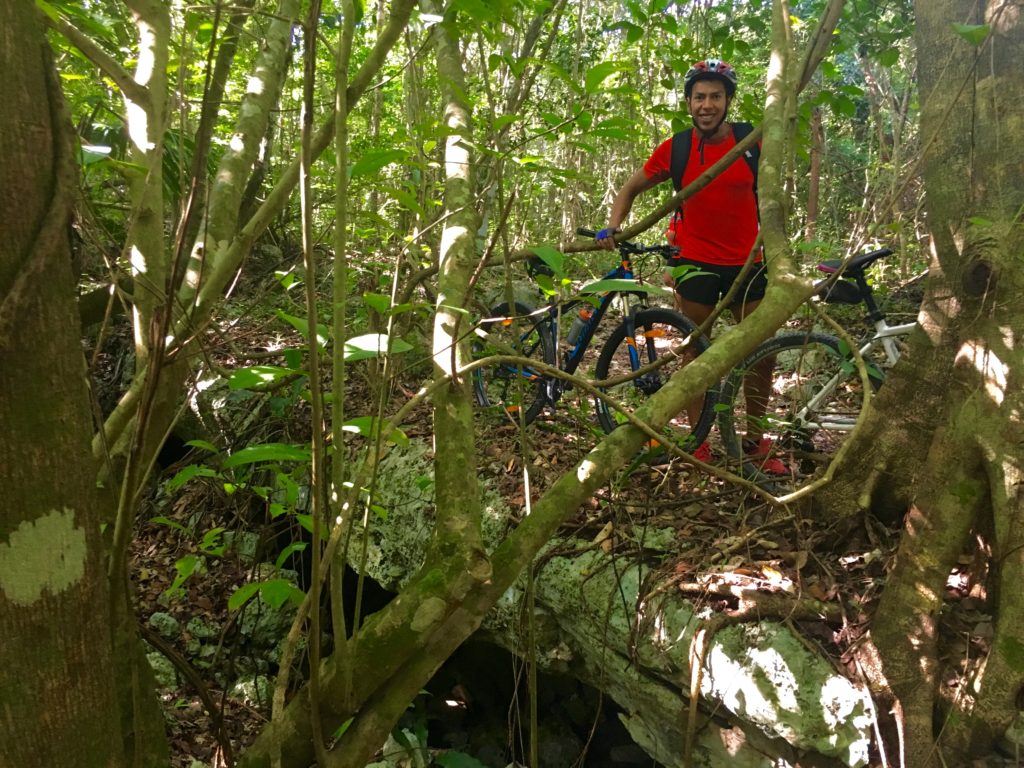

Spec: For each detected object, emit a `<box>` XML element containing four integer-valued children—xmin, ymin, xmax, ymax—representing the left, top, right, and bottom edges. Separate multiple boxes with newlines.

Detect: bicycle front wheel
<box><xmin>472</xmin><ymin>301</ymin><xmax>554</xmax><ymax>426</ymax></box>
<box><xmin>594</xmin><ymin>307</ymin><xmax>714</xmax><ymax>447</ymax></box>
<box><xmin>717</xmin><ymin>332</ymin><xmax>882</xmax><ymax>473</ymax></box>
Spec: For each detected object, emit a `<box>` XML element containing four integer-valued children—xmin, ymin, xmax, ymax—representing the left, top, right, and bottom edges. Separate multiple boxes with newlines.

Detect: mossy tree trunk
<box><xmin>822</xmin><ymin>2</ymin><xmax>1024</xmax><ymax>764</ymax></box>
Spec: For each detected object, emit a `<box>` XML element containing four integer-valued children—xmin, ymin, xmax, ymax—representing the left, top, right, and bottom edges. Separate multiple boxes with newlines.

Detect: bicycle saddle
<box><xmin>818</xmin><ymin>247</ymin><xmax>895</xmax><ymax>274</ymax></box>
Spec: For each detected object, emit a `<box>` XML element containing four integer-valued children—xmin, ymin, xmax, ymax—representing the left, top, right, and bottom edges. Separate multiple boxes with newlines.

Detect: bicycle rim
<box><xmin>472</xmin><ymin>302</ymin><xmax>553</xmax><ymax>426</ymax></box>
<box><xmin>594</xmin><ymin>307</ymin><xmax>713</xmax><ymax>449</ymax></box>
<box><xmin>718</xmin><ymin>332</ymin><xmax>878</xmax><ymax>473</ymax></box>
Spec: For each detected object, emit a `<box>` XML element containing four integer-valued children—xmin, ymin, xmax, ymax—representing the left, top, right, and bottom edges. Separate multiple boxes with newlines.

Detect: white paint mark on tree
<box><xmin>0</xmin><ymin>509</ymin><xmax>86</xmax><ymax>606</ymax></box>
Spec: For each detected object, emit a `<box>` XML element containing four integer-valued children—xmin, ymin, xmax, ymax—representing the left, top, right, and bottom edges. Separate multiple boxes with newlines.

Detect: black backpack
<box><xmin>669</xmin><ymin>121</ymin><xmax>759</xmax><ymax>196</ymax></box>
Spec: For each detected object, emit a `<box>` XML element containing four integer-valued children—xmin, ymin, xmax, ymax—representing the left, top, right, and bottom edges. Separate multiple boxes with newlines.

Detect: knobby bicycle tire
<box><xmin>593</xmin><ymin>307</ymin><xmax>715</xmax><ymax>449</ymax></box>
<box><xmin>717</xmin><ymin>331</ymin><xmax>887</xmax><ymax>473</ymax></box>
<box><xmin>472</xmin><ymin>301</ymin><xmax>555</xmax><ymax>426</ymax></box>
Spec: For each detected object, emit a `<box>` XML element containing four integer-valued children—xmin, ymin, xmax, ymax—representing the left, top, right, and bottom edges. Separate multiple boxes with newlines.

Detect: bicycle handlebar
<box><xmin>576</xmin><ymin>227</ymin><xmax>679</xmax><ymax>260</ymax></box>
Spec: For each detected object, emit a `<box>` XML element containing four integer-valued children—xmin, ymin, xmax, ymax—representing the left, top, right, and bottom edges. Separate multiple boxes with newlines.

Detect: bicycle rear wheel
<box><xmin>717</xmin><ymin>332</ymin><xmax>883</xmax><ymax>473</ymax></box>
<box><xmin>594</xmin><ymin>307</ymin><xmax>714</xmax><ymax>448</ymax></box>
<box><xmin>472</xmin><ymin>302</ymin><xmax>554</xmax><ymax>426</ymax></box>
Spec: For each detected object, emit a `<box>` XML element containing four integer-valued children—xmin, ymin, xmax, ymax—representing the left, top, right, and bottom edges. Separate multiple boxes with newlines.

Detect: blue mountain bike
<box><xmin>472</xmin><ymin>228</ymin><xmax>715</xmax><ymax>444</ymax></box>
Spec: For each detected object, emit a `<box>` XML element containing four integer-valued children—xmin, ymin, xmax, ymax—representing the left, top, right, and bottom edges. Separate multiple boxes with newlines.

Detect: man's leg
<box><xmin>733</xmin><ymin>298</ymin><xmax>773</xmax><ymax>446</ymax></box>
<box><xmin>733</xmin><ymin>298</ymin><xmax>788</xmax><ymax>474</ymax></box>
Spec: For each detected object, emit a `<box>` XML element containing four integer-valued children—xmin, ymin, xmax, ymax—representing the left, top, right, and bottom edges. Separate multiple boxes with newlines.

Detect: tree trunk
<box><xmin>0</xmin><ymin>6</ymin><xmax>129</xmax><ymax>765</ymax></box>
<box><xmin>835</xmin><ymin>2</ymin><xmax>1024</xmax><ymax>764</ymax></box>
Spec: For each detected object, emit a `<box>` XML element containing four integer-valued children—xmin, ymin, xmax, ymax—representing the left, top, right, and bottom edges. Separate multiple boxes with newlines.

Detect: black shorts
<box><xmin>669</xmin><ymin>257</ymin><xmax>768</xmax><ymax>307</ymax></box>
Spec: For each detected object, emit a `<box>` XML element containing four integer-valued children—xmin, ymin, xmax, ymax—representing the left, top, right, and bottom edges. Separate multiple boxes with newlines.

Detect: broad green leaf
<box><xmin>968</xmin><ymin>216</ymin><xmax>994</xmax><ymax>227</ymax></box>
<box><xmin>166</xmin><ymin>464</ymin><xmax>220</xmax><ymax>492</ymax></box>
<box><xmin>276</xmin><ymin>310</ymin><xmax>329</xmax><ymax>348</ymax></box>
<box><xmin>579</xmin><ymin>279</ymin><xmax>666</xmax><ymax>295</ymax></box>
<box><xmin>222</xmin><ymin>443</ymin><xmax>312</xmax><ymax>469</ymax></box>
<box><xmin>343</xmin><ymin>333</ymin><xmax>414</xmax><ymax>361</ymax></box>
<box><xmin>228</xmin><ymin>582</ymin><xmax>261</xmax><ymax>612</ymax></box>
<box><xmin>493</xmin><ymin>113</ymin><xmax>519</xmax><ymax>131</ymax></box>
<box><xmin>351</xmin><ymin>148</ymin><xmax>409</xmax><ymax>178</ymax></box>
<box><xmin>295</xmin><ymin>514</ymin><xmax>314</xmax><ymax>534</ymax></box>
<box><xmin>260</xmin><ymin>579</ymin><xmax>306</xmax><ymax>609</ymax></box>
<box><xmin>531</xmin><ymin>244</ymin><xmax>564</xmax><ymax>276</ymax></box>
<box><xmin>200</xmin><ymin>527</ymin><xmax>226</xmax><ymax>556</ymax></box>
<box><xmin>452</xmin><ymin>0</ymin><xmax>499</xmax><ymax>22</ymax></box>
<box><xmin>583</xmin><ymin>60</ymin><xmax>631</xmax><ymax>93</ymax></box>
<box><xmin>952</xmin><ymin>23</ymin><xmax>989</xmax><ymax>46</ymax></box>
<box><xmin>228</xmin><ymin>365</ymin><xmax>300</xmax><ymax>390</ymax></box>
<box><xmin>80</xmin><ymin>145</ymin><xmax>111</xmax><ymax>165</ymax></box>
<box><xmin>363</xmin><ymin>293</ymin><xmax>392</xmax><ymax>314</ymax></box>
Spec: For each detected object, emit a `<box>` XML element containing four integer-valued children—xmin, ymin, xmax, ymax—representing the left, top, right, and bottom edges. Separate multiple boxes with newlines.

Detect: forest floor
<box><xmin>122</xmin><ymin>276</ymin><xmax>1005</xmax><ymax>767</ymax></box>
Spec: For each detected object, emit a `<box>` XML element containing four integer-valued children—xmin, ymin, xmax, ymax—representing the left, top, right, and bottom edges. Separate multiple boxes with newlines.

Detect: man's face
<box><xmin>687</xmin><ymin>79</ymin><xmax>730</xmax><ymax>133</ymax></box>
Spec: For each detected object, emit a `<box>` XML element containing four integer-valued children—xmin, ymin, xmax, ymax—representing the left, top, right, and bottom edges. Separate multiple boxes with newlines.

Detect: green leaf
<box><xmin>150</xmin><ymin>516</ymin><xmax>189</xmax><ymax>533</ymax></box>
<box><xmin>387</xmin><ymin>186</ymin><xmax>427</xmax><ymax>219</ymax></box>
<box><xmin>968</xmin><ymin>216</ymin><xmax>994</xmax><ymax>227</ymax></box>
<box><xmin>579</xmin><ymin>279</ymin><xmax>666</xmax><ymax>295</ymax></box>
<box><xmin>351</xmin><ymin>148</ymin><xmax>409</xmax><ymax>179</ymax></box>
<box><xmin>876</xmin><ymin>48</ymin><xmax>900</xmax><ymax>66</ymax></box>
<box><xmin>276</xmin><ymin>310</ymin><xmax>329</xmax><ymax>348</ymax></box>
<box><xmin>274</xmin><ymin>542</ymin><xmax>307</xmax><ymax>571</ymax></box>
<box><xmin>166</xmin><ymin>464</ymin><xmax>220</xmax><ymax>492</ymax></box>
<box><xmin>200</xmin><ymin>527</ymin><xmax>226</xmax><ymax>556</ymax></box>
<box><xmin>186</xmin><ymin>440</ymin><xmax>220</xmax><ymax>453</ymax></box>
<box><xmin>295</xmin><ymin>514</ymin><xmax>314</xmax><ymax>534</ymax></box>
<box><xmin>363</xmin><ymin>292</ymin><xmax>392</xmax><ymax>314</ymax></box>
<box><xmin>333</xmin><ymin>718</ymin><xmax>354</xmax><ymax>739</ymax></box>
<box><xmin>222</xmin><ymin>443</ymin><xmax>312</xmax><ymax>469</ymax></box>
<box><xmin>260</xmin><ymin>579</ymin><xmax>306</xmax><ymax>609</ymax></box>
<box><xmin>343</xmin><ymin>333</ymin><xmax>414</xmax><ymax>361</ymax></box>
<box><xmin>228</xmin><ymin>365</ymin><xmax>300</xmax><ymax>390</ymax></box>
<box><xmin>531</xmin><ymin>244</ymin><xmax>564</xmax><ymax>276</ymax></box>
<box><xmin>493</xmin><ymin>113</ymin><xmax>519</xmax><ymax>131</ymax></box>
<box><xmin>952</xmin><ymin>23</ymin><xmax>989</xmax><ymax>46</ymax></box>
<box><xmin>80</xmin><ymin>145</ymin><xmax>112</xmax><ymax>165</ymax></box>
<box><xmin>583</xmin><ymin>60</ymin><xmax>632</xmax><ymax>94</ymax></box>
<box><xmin>228</xmin><ymin>582</ymin><xmax>262</xmax><ymax>612</ymax></box>
<box><xmin>164</xmin><ymin>555</ymin><xmax>199</xmax><ymax>598</ymax></box>
<box><xmin>451</xmin><ymin>0</ymin><xmax>499</xmax><ymax>22</ymax></box>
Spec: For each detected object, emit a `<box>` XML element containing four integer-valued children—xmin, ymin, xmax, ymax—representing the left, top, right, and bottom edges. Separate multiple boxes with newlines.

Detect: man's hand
<box><xmin>595</xmin><ymin>226</ymin><xmax>620</xmax><ymax>251</ymax></box>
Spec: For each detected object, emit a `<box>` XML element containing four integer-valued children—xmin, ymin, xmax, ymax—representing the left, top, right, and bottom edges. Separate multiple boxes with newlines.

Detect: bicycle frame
<box><xmin>794</xmin><ymin>318</ymin><xmax>916</xmax><ymax>433</ymax></box>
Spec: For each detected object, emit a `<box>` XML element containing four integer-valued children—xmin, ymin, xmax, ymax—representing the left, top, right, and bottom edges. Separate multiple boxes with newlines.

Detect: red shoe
<box><xmin>744</xmin><ymin>438</ymin><xmax>789</xmax><ymax>476</ymax></box>
<box><xmin>692</xmin><ymin>441</ymin><xmax>714</xmax><ymax>463</ymax></box>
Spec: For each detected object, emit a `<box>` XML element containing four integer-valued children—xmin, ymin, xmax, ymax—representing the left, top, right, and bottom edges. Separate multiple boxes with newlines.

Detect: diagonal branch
<box><xmin>46</xmin><ymin>15</ymin><xmax>151</xmax><ymax>109</ymax></box>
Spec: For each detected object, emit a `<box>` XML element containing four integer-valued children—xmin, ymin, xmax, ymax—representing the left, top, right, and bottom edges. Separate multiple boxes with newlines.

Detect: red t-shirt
<box><xmin>643</xmin><ymin>128</ymin><xmax>759</xmax><ymax>266</ymax></box>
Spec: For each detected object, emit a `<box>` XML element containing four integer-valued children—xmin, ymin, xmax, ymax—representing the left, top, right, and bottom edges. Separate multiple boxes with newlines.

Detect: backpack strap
<box><xmin>670</xmin><ymin>122</ymin><xmax>759</xmax><ymax>192</ymax></box>
<box><xmin>730</xmin><ymin>121</ymin><xmax>759</xmax><ymax>193</ymax></box>
<box><xmin>669</xmin><ymin>128</ymin><xmax>693</xmax><ymax>192</ymax></box>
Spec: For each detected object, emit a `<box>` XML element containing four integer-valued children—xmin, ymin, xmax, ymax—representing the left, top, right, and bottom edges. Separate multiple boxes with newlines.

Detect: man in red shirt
<box><xmin>597</xmin><ymin>59</ymin><xmax>786</xmax><ymax>475</ymax></box>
